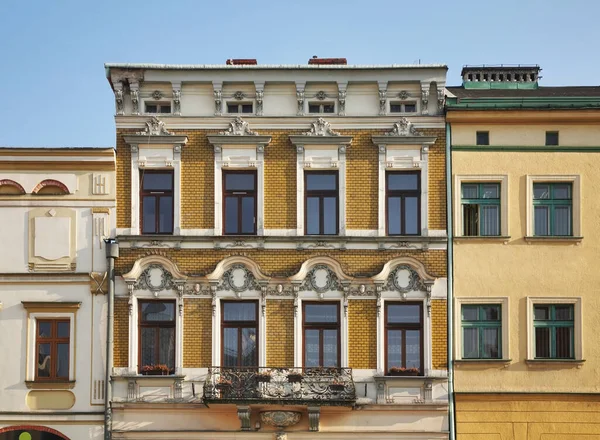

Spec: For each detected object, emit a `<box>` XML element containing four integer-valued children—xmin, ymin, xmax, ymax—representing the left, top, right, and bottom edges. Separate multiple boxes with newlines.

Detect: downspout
<box><xmin>104</xmin><ymin>239</ymin><xmax>119</xmax><ymax>440</ymax></box>
<box><xmin>446</xmin><ymin>122</ymin><xmax>456</xmax><ymax>440</ymax></box>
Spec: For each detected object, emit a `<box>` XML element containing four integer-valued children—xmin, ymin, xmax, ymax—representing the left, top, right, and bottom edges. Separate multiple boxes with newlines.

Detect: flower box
<box><xmin>215</xmin><ymin>381</ymin><xmax>232</xmax><ymax>390</ymax></box>
<box><xmin>287</xmin><ymin>373</ymin><xmax>304</xmax><ymax>383</ymax></box>
<box><xmin>388</xmin><ymin>367</ymin><xmax>420</xmax><ymax>377</ymax></box>
<box><xmin>140</xmin><ymin>364</ymin><xmax>171</xmax><ymax>376</ymax></box>
<box><xmin>329</xmin><ymin>383</ymin><xmax>345</xmax><ymax>391</ymax></box>
<box><xmin>256</xmin><ymin>373</ymin><xmax>272</xmax><ymax>383</ymax></box>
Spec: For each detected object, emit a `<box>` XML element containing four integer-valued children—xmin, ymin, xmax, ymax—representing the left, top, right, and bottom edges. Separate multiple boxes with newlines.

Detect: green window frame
<box><xmin>533</xmin><ymin>304</ymin><xmax>574</xmax><ymax>359</ymax></box>
<box><xmin>533</xmin><ymin>183</ymin><xmax>572</xmax><ymax>236</ymax></box>
<box><xmin>461</xmin><ymin>305</ymin><xmax>502</xmax><ymax>359</ymax></box>
<box><xmin>461</xmin><ymin>183</ymin><xmax>500</xmax><ymax>236</ymax></box>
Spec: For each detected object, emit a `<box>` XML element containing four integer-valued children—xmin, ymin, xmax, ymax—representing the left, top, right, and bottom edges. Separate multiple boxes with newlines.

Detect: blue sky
<box><xmin>0</xmin><ymin>0</ymin><xmax>598</xmax><ymax>147</ymax></box>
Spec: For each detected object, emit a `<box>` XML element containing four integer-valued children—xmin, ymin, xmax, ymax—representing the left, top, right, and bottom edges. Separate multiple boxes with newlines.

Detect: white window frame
<box><xmin>144</xmin><ymin>101</ymin><xmax>173</xmax><ymax>114</ymax></box>
<box><xmin>307</xmin><ymin>102</ymin><xmax>336</xmax><ymax>115</ymax></box>
<box><xmin>454</xmin><ymin>175</ymin><xmax>509</xmax><ymax>237</ymax></box>
<box><xmin>27</xmin><ymin>312</ymin><xmax>77</xmax><ymax>382</ymax></box>
<box><xmin>226</xmin><ymin>102</ymin><xmax>254</xmax><ymax>115</ymax></box>
<box><xmin>389</xmin><ymin>101</ymin><xmax>418</xmax><ymax>114</ymax></box>
<box><xmin>526</xmin><ymin>175</ymin><xmax>581</xmax><ymax>238</ymax></box>
<box><xmin>454</xmin><ymin>297</ymin><xmax>510</xmax><ymax>361</ymax></box>
<box><xmin>526</xmin><ymin>296</ymin><xmax>583</xmax><ymax>361</ymax></box>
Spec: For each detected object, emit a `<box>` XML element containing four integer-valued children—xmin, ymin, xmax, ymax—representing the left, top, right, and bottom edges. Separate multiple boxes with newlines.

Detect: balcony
<box><xmin>203</xmin><ymin>366</ymin><xmax>356</xmax><ymax>406</ymax></box>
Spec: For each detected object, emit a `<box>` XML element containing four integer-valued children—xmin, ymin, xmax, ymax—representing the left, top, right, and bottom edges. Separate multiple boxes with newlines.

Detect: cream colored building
<box><xmin>0</xmin><ymin>148</ymin><xmax>116</xmax><ymax>440</ymax></box>
<box><xmin>447</xmin><ymin>66</ymin><xmax>600</xmax><ymax>439</ymax></box>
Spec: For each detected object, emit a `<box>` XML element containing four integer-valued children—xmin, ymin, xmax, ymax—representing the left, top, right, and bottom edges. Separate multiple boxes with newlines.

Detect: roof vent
<box><xmin>461</xmin><ymin>65</ymin><xmax>541</xmax><ymax>89</ymax></box>
<box><xmin>226</xmin><ymin>59</ymin><xmax>258</xmax><ymax>65</ymax></box>
<box><xmin>308</xmin><ymin>57</ymin><xmax>347</xmax><ymax>65</ymax></box>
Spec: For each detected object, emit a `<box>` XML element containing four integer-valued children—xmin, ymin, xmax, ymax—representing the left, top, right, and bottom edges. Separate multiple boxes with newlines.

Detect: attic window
<box><xmin>227</xmin><ymin>103</ymin><xmax>253</xmax><ymax>114</ymax></box>
<box><xmin>146</xmin><ymin>102</ymin><xmax>171</xmax><ymax>114</ymax></box>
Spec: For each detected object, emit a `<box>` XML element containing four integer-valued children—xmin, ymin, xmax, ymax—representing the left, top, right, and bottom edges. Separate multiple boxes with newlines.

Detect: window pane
<box><xmin>556</xmin><ymin>326</ymin><xmax>573</xmax><ymax>358</ymax></box>
<box><xmin>227</xmin><ymin>103</ymin><xmax>239</xmax><ymax>113</ymax></box>
<box><xmin>38</xmin><ymin>322</ymin><xmax>52</xmax><ymax>338</ymax></box>
<box><xmin>404</xmin><ymin>196</ymin><xmax>419</xmax><ymax>234</ymax></box>
<box><xmin>241</xmin><ymin>196</ymin><xmax>255</xmax><ymax>234</ymax></box>
<box><xmin>405</xmin><ymin>330</ymin><xmax>421</xmax><ymax>370</ymax></box>
<box><xmin>159</xmin><ymin>105</ymin><xmax>171</xmax><ymax>114</ymax></box>
<box><xmin>387</xmin><ymin>197</ymin><xmax>401</xmax><ymax>235</ymax></box>
<box><xmin>224</xmin><ymin>197</ymin><xmax>238</xmax><ymax>234</ymax></box>
<box><xmin>306</xmin><ymin>197</ymin><xmax>320</xmax><ymax>235</ymax></box>
<box><xmin>308</xmin><ymin>104</ymin><xmax>320</xmax><ymax>113</ymax></box>
<box><xmin>323</xmin><ymin>329</ymin><xmax>338</xmax><ymax>367</ymax></box>
<box><xmin>482</xmin><ymin>328</ymin><xmax>500</xmax><ymax>358</ymax></box>
<box><xmin>481</xmin><ymin>306</ymin><xmax>500</xmax><ymax>321</ymax></box>
<box><xmin>141</xmin><ymin>302</ymin><xmax>175</xmax><ymax>322</ymax></box>
<box><xmin>57</xmin><ymin>322</ymin><xmax>70</xmax><ymax>338</ymax></box>
<box><xmin>480</xmin><ymin>205</ymin><xmax>499</xmax><ymax>236</ymax></box>
<box><xmin>158</xmin><ymin>196</ymin><xmax>173</xmax><ymax>233</ymax></box>
<box><xmin>555</xmin><ymin>305</ymin><xmax>573</xmax><ymax>321</ymax></box>
<box><xmin>223</xmin><ymin>302</ymin><xmax>256</xmax><ymax>321</ymax></box>
<box><xmin>553</xmin><ymin>184</ymin><xmax>571</xmax><ymax>200</ymax></box>
<box><xmin>142</xmin><ymin>196</ymin><xmax>156</xmax><ymax>234</ymax></box>
<box><xmin>387</xmin><ymin>304</ymin><xmax>421</xmax><ymax>324</ymax></box>
<box><xmin>305</xmin><ymin>304</ymin><xmax>338</xmax><ymax>323</ymax></box>
<box><xmin>323</xmin><ymin>197</ymin><xmax>337</xmax><ymax>234</ymax></box>
<box><xmin>546</xmin><ymin>131</ymin><xmax>559</xmax><ymax>146</ymax></box>
<box><xmin>533</xmin><ymin>184</ymin><xmax>550</xmax><ymax>199</ymax></box>
<box><xmin>241</xmin><ymin>327</ymin><xmax>257</xmax><ymax>366</ymax></box>
<box><xmin>462</xmin><ymin>306</ymin><xmax>478</xmax><ymax>321</ymax></box>
<box><xmin>223</xmin><ymin>328</ymin><xmax>238</xmax><ymax>367</ymax></box>
<box><xmin>37</xmin><ymin>343</ymin><xmax>51</xmax><ymax>377</ymax></box>
<box><xmin>159</xmin><ymin>327</ymin><xmax>175</xmax><ymax>369</ymax></box>
<box><xmin>388</xmin><ymin>173</ymin><xmax>418</xmax><ymax>191</ymax></box>
<box><xmin>241</xmin><ymin>104</ymin><xmax>253</xmax><ymax>113</ymax></box>
<box><xmin>461</xmin><ymin>184</ymin><xmax>478</xmax><ymax>199</ymax></box>
<box><xmin>535</xmin><ymin>327</ymin><xmax>551</xmax><ymax>358</ymax></box>
<box><xmin>141</xmin><ymin>327</ymin><xmax>156</xmax><ymax>366</ymax></box>
<box><xmin>387</xmin><ymin>330</ymin><xmax>403</xmax><ymax>371</ymax></box>
<box><xmin>534</xmin><ymin>306</ymin><xmax>550</xmax><ymax>320</ymax></box>
<box><xmin>476</xmin><ymin>132</ymin><xmax>489</xmax><ymax>145</ymax></box>
<box><xmin>463</xmin><ymin>328</ymin><xmax>479</xmax><ymax>358</ymax></box>
<box><xmin>305</xmin><ymin>329</ymin><xmax>320</xmax><ymax>367</ymax></box>
<box><xmin>404</xmin><ymin>104</ymin><xmax>416</xmax><ymax>112</ymax></box>
<box><xmin>225</xmin><ymin>173</ymin><xmax>255</xmax><ymax>191</ymax></box>
<box><xmin>553</xmin><ymin>206</ymin><xmax>571</xmax><ymax>236</ymax></box>
<box><xmin>306</xmin><ymin>174</ymin><xmax>337</xmax><ymax>191</ymax></box>
<box><xmin>390</xmin><ymin>104</ymin><xmax>402</xmax><ymax>113</ymax></box>
<box><xmin>323</xmin><ymin>104</ymin><xmax>335</xmax><ymax>113</ymax></box>
<box><xmin>534</xmin><ymin>206</ymin><xmax>549</xmax><ymax>236</ymax></box>
<box><xmin>482</xmin><ymin>184</ymin><xmax>499</xmax><ymax>199</ymax></box>
<box><xmin>463</xmin><ymin>204</ymin><xmax>478</xmax><ymax>236</ymax></box>
<box><xmin>142</xmin><ymin>173</ymin><xmax>172</xmax><ymax>191</ymax></box>
<box><xmin>56</xmin><ymin>343</ymin><xmax>69</xmax><ymax>378</ymax></box>
<box><xmin>146</xmin><ymin>104</ymin><xmax>157</xmax><ymax>113</ymax></box>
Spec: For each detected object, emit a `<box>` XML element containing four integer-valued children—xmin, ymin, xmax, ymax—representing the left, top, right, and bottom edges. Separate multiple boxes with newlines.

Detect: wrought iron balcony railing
<box><xmin>203</xmin><ymin>366</ymin><xmax>356</xmax><ymax>406</ymax></box>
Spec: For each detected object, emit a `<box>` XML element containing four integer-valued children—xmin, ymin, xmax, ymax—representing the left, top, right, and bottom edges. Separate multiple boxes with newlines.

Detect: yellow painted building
<box><xmin>447</xmin><ymin>66</ymin><xmax>600</xmax><ymax>439</ymax></box>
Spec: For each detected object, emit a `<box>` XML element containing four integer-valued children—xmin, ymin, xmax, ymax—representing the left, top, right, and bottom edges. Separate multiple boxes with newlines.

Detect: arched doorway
<box><xmin>0</xmin><ymin>426</ymin><xmax>70</xmax><ymax>440</ymax></box>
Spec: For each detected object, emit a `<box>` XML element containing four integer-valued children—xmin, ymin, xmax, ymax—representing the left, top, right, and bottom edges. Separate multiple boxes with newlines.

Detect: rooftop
<box><xmin>104</xmin><ymin>62</ymin><xmax>448</xmax><ymax>71</ymax></box>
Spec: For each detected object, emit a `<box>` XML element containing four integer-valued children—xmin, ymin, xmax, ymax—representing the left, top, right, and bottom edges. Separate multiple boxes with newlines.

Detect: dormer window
<box><xmin>227</xmin><ymin>103</ymin><xmax>253</xmax><ymax>114</ymax></box>
<box><xmin>308</xmin><ymin>103</ymin><xmax>335</xmax><ymax>114</ymax></box>
<box><xmin>145</xmin><ymin>102</ymin><xmax>172</xmax><ymax>114</ymax></box>
<box><xmin>390</xmin><ymin>102</ymin><xmax>417</xmax><ymax>113</ymax></box>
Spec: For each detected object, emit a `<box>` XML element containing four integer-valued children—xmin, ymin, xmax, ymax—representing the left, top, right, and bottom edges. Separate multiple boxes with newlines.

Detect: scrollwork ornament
<box><xmin>300</xmin><ymin>265</ymin><xmax>340</xmax><ymax>294</ymax></box>
<box><xmin>303</xmin><ymin>118</ymin><xmax>340</xmax><ymax>136</ymax></box>
<box><xmin>134</xmin><ymin>264</ymin><xmax>176</xmax><ymax>293</ymax></box>
<box><xmin>384</xmin><ymin>265</ymin><xmax>426</xmax><ymax>294</ymax></box>
<box><xmin>217</xmin><ymin>264</ymin><xmax>261</xmax><ymax>293</ymax></box>
<box><xmin>219</xmin><ymin>116</ymin><xmax>257</xmax><ymax>136</ymax></box>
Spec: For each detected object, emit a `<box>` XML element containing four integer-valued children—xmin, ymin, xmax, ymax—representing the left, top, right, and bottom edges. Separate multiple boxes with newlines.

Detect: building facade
<box><xmin>0</xmin><ymin>148</ymin><xmax>116</xmax><ymax>440</ymax></box>
<box><xmin>105</xmin><ymin>59</ymin><xmax>450</xmax><ymax>439</ymax></box>
<box><xmin>447</xmin><ymin>66</ymin><xmax>600</xmax><ymax>439</ymax></box>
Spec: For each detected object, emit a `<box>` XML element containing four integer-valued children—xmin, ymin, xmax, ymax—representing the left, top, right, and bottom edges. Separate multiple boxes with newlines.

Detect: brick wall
<box><xmin>422</xmin><ymin>128</ymin><xmax>447</xmax><ymax>231</ymax></box>
<box><xmin>266</xmin><ymin>300</ymin><xmax>295</xmax><ymax>366</ymax></box>
<box><xmin>431</xmin><ymin>299</ymin><xmax>448</xmax><ymax>370</ymax></box>
<box><xmin>114</xmin><ymin>298</ymin><xmax>129</xmax><ymax>368</ymax></box>
<box><xmin>183</xmin><ymin>298</ymin><xmax>213</xmax><ymax>367</ymax></box>
<box><xmin>348</xmin><ymin>300</ymin><xmax>378</xmax><ymax>369</ymax></box>
<box><xmin>115</xmin><ymin>131</ymin><xmax>133</xmax><ymax>229</ymax></box>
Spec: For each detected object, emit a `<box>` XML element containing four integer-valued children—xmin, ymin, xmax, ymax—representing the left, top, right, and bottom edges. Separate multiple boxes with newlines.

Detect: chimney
<box><xmin>308</xmin><ymin>56</ymin><xmax>347</xmax><ymax>65</ymax></box>
<box><xmin>226</xmin><ymin>59</ymin><xmax>258</xmax><ymax>65</ymax></box>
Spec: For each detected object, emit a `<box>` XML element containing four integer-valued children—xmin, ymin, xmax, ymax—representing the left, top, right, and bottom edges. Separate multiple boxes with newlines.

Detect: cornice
<box><xmin>207</xmin><ymin>135</ymin><xmax>272</xmax><ymax>146</ymax></box>
<box><xmin>122</xmin><ymin>134</ymin><xmax>188</xmax><ymax>145</ymax></box>
<box><xmin>446</xmin><ymin>109</ymin><xmax>600</xmax><ymax>123</ymax></box>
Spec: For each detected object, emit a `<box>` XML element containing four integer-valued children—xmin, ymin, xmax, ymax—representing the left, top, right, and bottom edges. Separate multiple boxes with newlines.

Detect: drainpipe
<box><xmin>104</xmin><ymin>239</ymin><xmax>119</xmax><ymax>440</ymax></box>
<box><xmin>446</xmin><ymin>122</ymin><xmax>456</xmax><ymax>440</ymax></box>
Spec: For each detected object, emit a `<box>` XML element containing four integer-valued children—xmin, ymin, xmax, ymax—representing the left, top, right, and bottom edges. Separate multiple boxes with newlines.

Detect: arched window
<box><xmin>0</xmin><ymin>179</ymin><xmax>25</xmax><ymax>195</ymax></box>
<box><xmin>32</xmin><ymin>180</ymin><xmax>69</xmax><ymax>196</ymax></box>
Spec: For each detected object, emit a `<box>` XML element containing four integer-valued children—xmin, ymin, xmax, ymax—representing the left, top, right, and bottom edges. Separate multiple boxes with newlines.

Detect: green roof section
<box><xmin>446</xmin><ymin>95</ymin><xmax>600</xmax><ymax>109</ymax></box>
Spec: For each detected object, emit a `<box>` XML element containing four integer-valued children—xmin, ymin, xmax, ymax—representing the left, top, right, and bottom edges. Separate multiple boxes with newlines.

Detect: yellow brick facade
<box><xmin>348</xmin><ymin>300</ymin><xmax>378</xmax><ymax>369</ymax></box>
<box><xmin>265</xmin><ymin>300</ymin><xmax>295</xmax><ymax>367</ymax></box>
<box><xmin>114</xmin><ymin>298</ymin><xmax>129</xmax><ymax>368</ymax></box>
<box><xmin>431</xmin><ymin>299</ymin><xmax>447</xmax><ymax>370</ymax></box>
<box><xmin>183</xmin><ymin>298</ymin><xmax>213</xmax><ymax>368</ymax></box>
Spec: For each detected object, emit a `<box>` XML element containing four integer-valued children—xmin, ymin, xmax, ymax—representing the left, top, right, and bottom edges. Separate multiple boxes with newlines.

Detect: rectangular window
<box><xmin>227</xmin><ymin>103</ymin><xmax>253</xmax><ymax>114</ymax></box>
<box><xmin>476</xmin><ymin>131</ymin><xmax>489</xmax><ymax>146</ymax></box>
<box><xmin>386</xmin><ymin>171</ymin><xmax>420</xmax><ymax>235</ymax></box>
<box><xmin>533</xmin><ymin>304</ymin><xmax>574</xmax><ymax>359</ymax></box>
<box><xmin>461</xmin><ymin>305</ymin><xmax>501</xmax><ymax>359</ymax></box>
<box><xmin>390</xmin><ymin>102</ymin><xmax>417</xmax><ymax>113</ymax></box>
<box><xmin>533</xmin><ymin>183</ymin><xmax>572</xmax><ymax>236</ymax></box>
<box><xmin>461</xmin><ymin>183</ymin><xmax>500</xmax><ymax>236</ymax></box>
<box><xmin>36</xmin><ymin>319</ymin><xmax>70</xmax><ymax>381</ymax></box>
<box><xmin>140</xmin><ymin>170</ymin><xmax>174</xmax><ymax>234</ymax></box>
<box><xmin>139</xmin><ymin>301</ymin><xmax>176</xmax><ymax>373</ymax></box>
<box><xmin>305</xmin><ymin>171</ymin><xmax>338</xmax><ymax>235</ymax></box>
<box><xmin>223</xmin><ymin>171</ymin><xmax>257</xmax><ymax>235</ymax></box>
<box><xmin>308</xmin><ymin>103</ymin><xmax>335</xmax><ymax>114</ymax></box>
<box><xmin>545</xmin><ymin>131</ymin><xmax>559</xmax><ymax>146</ymax></box>
<box><xmin>145</xmin><ymin>102</ymin><xmax>172</xmax><ymax>114</ymax></box>
<box><xmin>222</xmin><ymin>301</ymin><xmax>258</xmax><ymax>367</ymax></box>
<box><xmin>385</xmin><ymin>303</ymin><xmax>423</xmax><ymax>374</ymax></box>
<box><xmin>303</xmin><ymin>302</ymin><xmax>340</xmax><ymax>367</ymax></box>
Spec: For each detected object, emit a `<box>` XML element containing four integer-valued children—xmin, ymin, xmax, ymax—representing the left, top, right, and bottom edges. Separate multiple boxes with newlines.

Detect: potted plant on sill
<box><xmin>287</xmin><ymin>371</ymin><xmax>304</xmax><ymax>383</ymax></box>
<box><xmin>140</xmin><ymin>364</ymin><xmax>170</xmax><ymax>376</ymax></box>
<box><xmin>215</xmin><ymin>378</ymin><xmax>232</xmax><ymax>390</ymax></box>
<box><xmin>255</xmin><ymin>371</ymin><xmax>272</xmax><ymax>383</ymax></box>
<box><xmin>329</xmin><ymin>380</ymin><xmax>346</xmax><ymax>391</ymax></box>
<box><xmin>388</xmin><ymin>367</ymin><xmax>420</xmax><ymax>377</ymax></box>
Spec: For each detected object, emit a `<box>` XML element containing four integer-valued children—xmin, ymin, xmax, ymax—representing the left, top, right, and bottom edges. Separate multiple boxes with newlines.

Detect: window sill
<box><xmin>454</xmin><ymin>359</ymin><xmax>512</xmax><ymax>367</ymax></box>
<box><xmin>113</xmin><ymin>374</ymin><xmax>186</xmax><ymax>381</ymax></box>
<box><xmin>526</xmin><ymin>359</ymin><xmax>585</xmax><ymax>368</ymax></box>
<box><xmin>524</xmin><ymin>236</ymin><xmax>583</xmax><ymax>244</ymax></box>
<box><xmin>25</xmin><ymin>380</ymin><xmax>76</xmax><ymax>390</ymax></box>
<box><xmin>455</xmin><ymin>236</ymin><xmax>510</xmax><ymax>244</ymax></box>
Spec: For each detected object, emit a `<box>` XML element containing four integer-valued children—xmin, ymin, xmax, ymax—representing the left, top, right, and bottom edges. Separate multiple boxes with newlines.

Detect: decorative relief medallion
<box><xmin>300</xmin><ymin>265</ymin><xmax>340</xmax><ymax>294</ymax></box>
<box><xmin>303</xmin><ymin>118</ymin><xmax>340</xmax><ymax>136</ymax></box>
<box><xmin>384</xmin><ymin>117</ymin><xmax>422</xmax><ymax>137</ymax></box>
<box><xmin>233</xmin><ymin>90</ymin><xmax>245</xmax><ymax>100</ymax></box>
<box><xmin>217</xmin><ymin>264</ymin><xmax>260</xmax><ymax>293</ymax></box>
<box><xmin>315</xmin><ymin>90</ymin><xmax>328</xmax><ymax>100</ymax></box>
<box><xmin>398</xmin><ymin>90</ymin><xmax>410</xmax><ymax>100</ymax></box>
<box><xmin>260</xmin><ymin>410</ymin><xmax>302</xmax><ymax>428</ymax></box>
<box><xmin>152</xmin><ymin>90</ymin><xmax>163</xmax><ymax>100</ymax></box>
<box><xmin>219</xmin><ymin>116</ymin><xmax>258</xmax><ymax>136</ymax></box>
<box><xmin>134</xmin><ymin>264</ymin><xmax>176</xmax><ymax>293</ymax></box>
<box><xmin>384</xmin><ymin>265</ymin><xmax>426</xmax><ymax>294</ymax></box>
<box><xmin>136</xmin><ymin>116</ymin><xmax>173</xmax><ymax>136</ymax></box>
